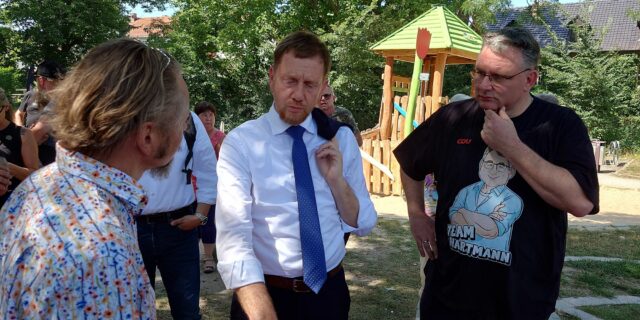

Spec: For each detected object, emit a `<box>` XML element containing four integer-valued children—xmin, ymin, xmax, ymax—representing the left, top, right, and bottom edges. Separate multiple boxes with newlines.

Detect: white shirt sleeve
<box><xmin>191</xmin><ymin>112</ymin><xmax>217</xmax><ymax>205</ymax></box>
<box><xmin>215</xmin><ymin>129</ymin><xmax>265</xmax><ymax>289</ymax></box>
<box><xmin>335</xmin><ymin>127</ymin><xmax>377</xmax><ymax>236</ymax></box>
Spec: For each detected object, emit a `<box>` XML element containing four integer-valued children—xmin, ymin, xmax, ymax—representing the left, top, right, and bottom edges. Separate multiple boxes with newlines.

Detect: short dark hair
<box><xmin>194</xmin><ymin>101</ymin><xmax>217</xmax><ymax>116</ymax></box>
<box><xmin>483</xmin><ymin>27</ymin><xmax>540</xmax><ymax>68</ymax></box>
<box><xmin>273</xmin><ymin>31</ymin><xmax>331</xmax><ymax>76</ymax></box>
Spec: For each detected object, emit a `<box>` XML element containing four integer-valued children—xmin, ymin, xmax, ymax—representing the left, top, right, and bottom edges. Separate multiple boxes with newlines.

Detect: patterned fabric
<box><xmin>0</xmin><ymin>145</ymin><xmax>155</xmax><ymax>319</ymax></box>
<box><xmin>286</xmin><ymin>126</ymin><xmax>327</xmax><ymax>293</ymax></box>
<box><xmin>330</xmin><ymin>106</ymin><xmax>360</xmax><ymax>136</ymax></box>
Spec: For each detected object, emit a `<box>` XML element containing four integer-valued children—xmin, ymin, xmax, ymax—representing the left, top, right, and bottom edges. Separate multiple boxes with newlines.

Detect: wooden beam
<box><xmin>381</xmin><ymin>57</ymin><xmax>394</xmax><ymax>140</ymax></box>
<box><xmin>431</xmin><ymin>53</ymin><xmax>447</xmax><ymax>113</ymax></box>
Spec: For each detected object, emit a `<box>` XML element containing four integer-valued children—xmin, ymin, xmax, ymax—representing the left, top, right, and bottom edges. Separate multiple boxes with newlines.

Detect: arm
<box><xmin>29</xmin><ymin>120</ymin><xmax>51</xmax><ymax>145</ymax></box>
<box><xmin>0</xmin><ymin>165</ymin><xmax>10</xmax><ymax>195</ymax></box>
<box><xmin>316</xmin><ymin>138</ymin><xmax>358</xmax><ymax>227</ymax></box>
<box><xmin>8</xmin><ymin>127</ymin><xmax>40</xmax><ymax>180</ymax></box>
<box><xmin>171</xmin><ymin>113</ymin><xmax>218</xmax><ymax>230</ymax></box>
<box><xmin>235</xmin><ymin>283</ymin><xmax>277</xmax><ymax>320</ymax></box>
<box><xmin>320</xmin><ymin>129</ymin><xmax>377</xmax><ymax>235</ymax></box>
<box><xmin>482</xmin><ymin>108</ymin><xmax>594</xmax><ymax>216</ymax></box>
<box><xmin>401</xmin><ymin>169</ymin><xmax>437</xmax><ymax>259</ymax></box>
<box><xmin>216</xmin><ymin>131</ymin><xmax>266</xmax><ymax>291</ymax></box>
<box><xmin>13</xmin><ymin>109</ymin><xmax>25</xmax><ymax>127</ymax></box>
<box><xmin>355</xmin><ymin>130</ymin><xmax>363</xmax><ymax>147</ymax></box>
<box><xmin>451</xmin><ymin>208</ymin><xmax>499</xmax><ymax>239</ymax></box>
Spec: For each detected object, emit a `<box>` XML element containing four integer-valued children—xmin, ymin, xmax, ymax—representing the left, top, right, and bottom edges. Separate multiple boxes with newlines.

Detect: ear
<box><xmin>525</xmin><ymin>69</ymin><xmax>539</xmax><ymax>89</ymax></box>
<box><xmin>268</xmin><ymin>65</ymin><xmax>275</xmax><ymax>83</ymax></box>
<box><xmin>136</xmin><ymin>122</ymin><xmax>157</xmax><ymax>157</ymax></box>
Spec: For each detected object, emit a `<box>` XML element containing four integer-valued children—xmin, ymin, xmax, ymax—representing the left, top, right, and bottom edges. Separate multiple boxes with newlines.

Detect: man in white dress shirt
<box><xmin>216</xmin><ymin>31</ymin><xmax>377</xmax><ymax>320</ymax></box>
<box><xmin>136</xmin><ymin>112</ymin><xmax>217</xmax><ymax>320</ymax></box>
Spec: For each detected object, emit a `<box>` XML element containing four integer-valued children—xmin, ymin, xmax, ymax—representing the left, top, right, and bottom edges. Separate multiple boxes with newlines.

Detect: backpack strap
<box><xmin>182</xmin><ymin>113</ymin><xmax>196</xmax><ymax>184</ymax></box>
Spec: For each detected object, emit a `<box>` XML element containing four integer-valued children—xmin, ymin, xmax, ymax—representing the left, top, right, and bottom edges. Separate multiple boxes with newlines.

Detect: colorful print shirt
<box><xmin>0</xmin><ymin>145</ymin><xmax>155</xmax><ymax>319</ymax></box>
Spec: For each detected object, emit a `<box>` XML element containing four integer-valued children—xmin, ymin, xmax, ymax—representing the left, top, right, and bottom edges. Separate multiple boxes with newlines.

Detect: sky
<box><xmin>130</xmin><ymin>1</ymin><xmax>583</xmax><ymax>18</ymax></box>
<box><xmin>129</xmin><ymin>4</ymin><xmax>177</xmax><ymax>18</ymax></box>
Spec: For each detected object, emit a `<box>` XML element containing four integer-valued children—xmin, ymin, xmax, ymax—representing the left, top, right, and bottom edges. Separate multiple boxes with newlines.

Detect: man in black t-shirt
<box><xmin>394</xmin><ymin>27</ymin><xmax>599</xmax><ymax>319</ymax></box>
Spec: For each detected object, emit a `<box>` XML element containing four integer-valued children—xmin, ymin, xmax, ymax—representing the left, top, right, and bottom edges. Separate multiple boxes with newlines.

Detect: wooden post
<box><xmin>431</xmin><ymin>53</ymin><xmax>447</xmax><ymax>112</ymax></box>
<box><xmin>391</xmin><ymin>96</ymin><xmax>400</xmax><ymax>141</ymax></box>
<box><xmin>362</xmin><ymin>138</ymin><xmax>372</xmax><ymax>192</ymax></box>
<box><xmin>382</xmin><ymin>139</ymin><xmax>391</xmax><ymax>195</ymax></box>
<box><xmin>381</xmin><ymin>57</ymin><xmax>394</xmax><ymax>140</ymax></box>
<box><xmin>390</xmin><ymin>140</ymin><xmax>402</xmax><ymax>195</ymax></box>
<box><xmin>372</xmin><ymin>139</ymin><xmax>382</xmax><ymax>194</ymax></box>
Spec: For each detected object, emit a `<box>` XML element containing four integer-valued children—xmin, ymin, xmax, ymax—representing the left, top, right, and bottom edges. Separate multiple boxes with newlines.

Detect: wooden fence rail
<box><xmin>359</xmin><ymin>94</ymin><xmax>447</xmax><ymax>195</ymax></box>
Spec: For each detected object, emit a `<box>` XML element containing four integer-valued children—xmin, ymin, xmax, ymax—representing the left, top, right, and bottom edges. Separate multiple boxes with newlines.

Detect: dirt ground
<box><xmin>184</xmin><ymin>171</ymin><xmax>640</xmax><ymax>301</ymax></box>
<box><xmin>373</xmin><ymin>173</ymin><xmax>640</xmax><ymax>229</ymax></box>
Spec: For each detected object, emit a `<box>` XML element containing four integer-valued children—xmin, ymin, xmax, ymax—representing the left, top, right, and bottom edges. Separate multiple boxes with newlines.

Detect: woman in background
<box><xmin>194</xmin><ymin>101</ymin><xmax>225</xmax><ymax>273</ymax></box>
<box><xmin>0</xmin><ymin>88</ymin><xmax>40</xmax><ymax>206</ymax></box>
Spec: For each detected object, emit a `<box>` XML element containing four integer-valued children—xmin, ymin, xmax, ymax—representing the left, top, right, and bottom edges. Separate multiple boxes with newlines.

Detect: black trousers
<box><xmin>230</xmin><ymin>268</ymin><xmax>350</xmax><ymax>320</ymax></box>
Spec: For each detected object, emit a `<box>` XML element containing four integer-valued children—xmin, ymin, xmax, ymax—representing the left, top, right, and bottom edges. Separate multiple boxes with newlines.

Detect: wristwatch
<box><xmin>195</xmin><ymin>212</ymin><xmax>208</xmax><ymax>225</ymax></box>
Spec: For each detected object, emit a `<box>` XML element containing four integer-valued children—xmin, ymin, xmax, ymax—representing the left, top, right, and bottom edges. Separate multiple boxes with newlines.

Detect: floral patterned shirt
<box><xmin>0</xmin><ymin>145</ymin><xmax>155</xmax><ymax>319</ymax></box>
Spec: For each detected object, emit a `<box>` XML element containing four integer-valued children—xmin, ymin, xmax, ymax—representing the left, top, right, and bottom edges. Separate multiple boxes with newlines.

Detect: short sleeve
<box><xmin>393</xmin><ymin>113</ymin><xmax>439</xmax><ymax>181</ymax></box>
<box><xmin>553</xmin><ymin>109</ymin><xmax>600</xmax><ymax>214</ymax></box>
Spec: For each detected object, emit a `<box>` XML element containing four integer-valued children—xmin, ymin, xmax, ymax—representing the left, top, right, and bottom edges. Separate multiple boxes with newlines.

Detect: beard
<box><xmin>277</xmin><ymin>107</ymin><xmax>310</xmax><ymax>125</ymax></box>
<box><xmin>149</xmin><ymin>143</ymin><xmax>172</xmax><ymax>179</ymax></box>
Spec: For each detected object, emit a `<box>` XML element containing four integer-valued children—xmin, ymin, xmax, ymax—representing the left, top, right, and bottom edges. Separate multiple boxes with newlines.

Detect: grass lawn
<box><xmin>616</xmin><ymin>153</ymin><xmax>640</xmax><ymax>178</ymax></box>
<box><xmin>579</xmin><ymin>304</ymin><xmax>640</xmax><ymax>319</ymax></box>
<box><xmin>156</xmin><ymin>221</ymin><xmax>640</xmax><ymax>319</ymax></box>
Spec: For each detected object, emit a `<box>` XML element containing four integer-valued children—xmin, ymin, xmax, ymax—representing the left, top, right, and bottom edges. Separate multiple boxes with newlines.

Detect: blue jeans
<box><xmin>137</xmin><ymin>220</ymin><xmax>201</xmax><ymax>319</ymax></box>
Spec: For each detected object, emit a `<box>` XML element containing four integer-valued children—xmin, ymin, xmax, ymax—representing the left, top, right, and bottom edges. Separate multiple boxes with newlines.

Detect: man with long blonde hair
<box><xmin>0</xmin><ymin>39</ymin><xmax>190</xmax><ymax>319</ymax></box>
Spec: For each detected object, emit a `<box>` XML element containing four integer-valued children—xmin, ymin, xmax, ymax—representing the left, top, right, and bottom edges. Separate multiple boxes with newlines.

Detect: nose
<box><xmin>291</xmin><ymin>83</ymin><xmax>304</xmax><ymax>102</ymax></box>
<box><xmin>475</xmin><ymin>75</ymin><xmax>492</xmax><ymax>91</ymax></box>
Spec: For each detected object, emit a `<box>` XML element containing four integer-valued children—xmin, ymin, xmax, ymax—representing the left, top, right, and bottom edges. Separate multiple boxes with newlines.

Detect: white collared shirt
<box><xmin>216</xmin><ymin>105</ymin><xmax>377</xmax><ymax>290</ymax></box>
<box><xmin>139</xmin><ymin>112</ymin><xmax>218</xmax><ymax>213</ymax></box>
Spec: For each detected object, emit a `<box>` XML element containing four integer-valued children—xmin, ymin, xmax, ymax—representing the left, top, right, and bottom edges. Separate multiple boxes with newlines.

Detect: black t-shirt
<box><xmin>0</xmin><ymin>122</ymin><xmax>24</xmax><ymax>206</ymax></box>
<box><xmin>394</xmin><ymin>96</ymin><xmax>599</xmax><ymax>319</ymax></box>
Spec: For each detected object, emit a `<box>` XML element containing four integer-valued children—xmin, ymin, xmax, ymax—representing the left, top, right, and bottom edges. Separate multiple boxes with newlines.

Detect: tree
<box><xmin>153</xmin><ymin>0</ymin><xmax>508</xmax><ymax>131</ymax></box>
<box><xmin>0</xmin><ymin>0</ymin><xmax>168</xmax><ymax>67</ymax></box>
<box><xmin>539</xmin><ymin>18</ymin><xmax>640</xmax><ymax>148</ymax></box>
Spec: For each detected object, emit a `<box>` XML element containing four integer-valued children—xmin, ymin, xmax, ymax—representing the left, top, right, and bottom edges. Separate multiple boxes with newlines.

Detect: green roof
<box><xmin>370</xmin><ymin>6</ymin><xmax>482</xmax><ymax>56</ymax></box>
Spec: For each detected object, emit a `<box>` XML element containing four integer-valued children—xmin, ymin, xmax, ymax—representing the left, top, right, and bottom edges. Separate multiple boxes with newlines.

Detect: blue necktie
<box><xmin>286</xmin><ymin>125</ymin><xmax>327</xmax><ymax>294</ymax></box>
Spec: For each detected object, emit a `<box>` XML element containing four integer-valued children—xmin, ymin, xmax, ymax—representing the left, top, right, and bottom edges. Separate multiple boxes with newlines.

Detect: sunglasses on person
<box><xmin>320</xmin><ymin>93</ymin><xmax>333</xmax><ymax>101</ymax></box>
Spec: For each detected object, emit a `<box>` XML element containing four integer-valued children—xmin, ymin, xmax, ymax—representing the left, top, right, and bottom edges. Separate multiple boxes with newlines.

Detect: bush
<box><xmin>619</xmin><ymin>116</ymin><xmax>640</xmax><ymax>152</ymax></box>
<box><xmin>0</xmin><ymin>67</ymin><xmax>25</xmax><ymax>106</ymax></box>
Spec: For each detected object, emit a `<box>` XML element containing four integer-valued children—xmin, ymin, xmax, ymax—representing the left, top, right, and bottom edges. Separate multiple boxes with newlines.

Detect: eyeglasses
<box><xmin>156</xmin><ymin>48</ymin><xmax>171</xmax><ymax>72</ymax></box>
<box><xmin>483</xmin><ymin>160</ymin><xmax>510</xmax><ymax>172</ymax></box>
<box><xmin>470</xmin><ymin>68</ymin><xmax>531</xmax><ymax>86</ymax></box>
<box><xmin>320</xmin><ymin>93</ymin><xmax>333</xmax><ymax>101</ymax></box>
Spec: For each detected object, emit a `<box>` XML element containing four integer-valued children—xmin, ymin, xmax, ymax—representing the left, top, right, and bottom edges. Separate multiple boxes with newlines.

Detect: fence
<box><xmin>360</xmin><ymin>94</ymin><xmax>446</xmax><ymax>195</ymax></box>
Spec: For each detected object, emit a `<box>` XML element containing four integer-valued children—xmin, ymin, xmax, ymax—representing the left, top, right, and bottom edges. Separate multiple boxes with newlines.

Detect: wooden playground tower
<box><xmin>360</xmin><ymin>6</ymin><xmax>482</xmax><ymax>195</ymax></box>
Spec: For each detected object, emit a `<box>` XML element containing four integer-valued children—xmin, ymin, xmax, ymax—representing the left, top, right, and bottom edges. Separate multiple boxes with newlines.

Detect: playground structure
<box><xmin>360</xmin><ymin>6</ymin><xmax>482</xmax><ymax>195</ymax></box>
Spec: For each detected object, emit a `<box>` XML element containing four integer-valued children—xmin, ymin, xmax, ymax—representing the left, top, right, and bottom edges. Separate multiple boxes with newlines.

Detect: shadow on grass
<box><xmin>156</xmin><ymin>217</ymin><xmax>422</xmax><ymax>319</ymax></box>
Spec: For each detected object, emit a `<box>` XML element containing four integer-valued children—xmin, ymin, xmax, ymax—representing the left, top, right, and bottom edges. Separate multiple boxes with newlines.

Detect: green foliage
<box><xmin>0</xmin><ymin>66</ymin><xmax>24</xmax><ymax>104</ymax></box>
<box><xmin>539</xmin><ymin>17</ymin><xmax>640</xmax><ymax>147</ymax></box>
<box><xmin>0</xmin><ymin>0</ymin><xmax>168</xmax><ymax>67</ymax></box>
<box><xmin>156</xmin><ymin>0</ymin><xmax>508</xmax><ymax>131</ymax></box>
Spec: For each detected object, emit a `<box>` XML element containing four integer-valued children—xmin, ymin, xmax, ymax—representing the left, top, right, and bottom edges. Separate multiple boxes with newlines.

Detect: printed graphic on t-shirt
<box><xmin>447</xmin><ymin>147</ymin><xmax>523</xmax><ymax>265</ymax></box>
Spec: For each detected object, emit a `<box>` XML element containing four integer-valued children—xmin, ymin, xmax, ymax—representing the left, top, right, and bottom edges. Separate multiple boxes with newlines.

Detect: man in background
<box><xmin>317</xmin><ymin>85</ymin><xmax>363</xmax><ymax>146</ymax></box>
<box><xmin>15</xmin><ymin>60</ymin><xmax>65</xmax><ymax>165</ymax></box>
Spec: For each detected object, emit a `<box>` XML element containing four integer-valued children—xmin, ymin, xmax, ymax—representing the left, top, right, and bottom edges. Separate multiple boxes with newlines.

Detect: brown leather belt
<box><xmin>264</xmin><ymin>263</ymin><xmax>343</xmax><ymax>293</ymax></box>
